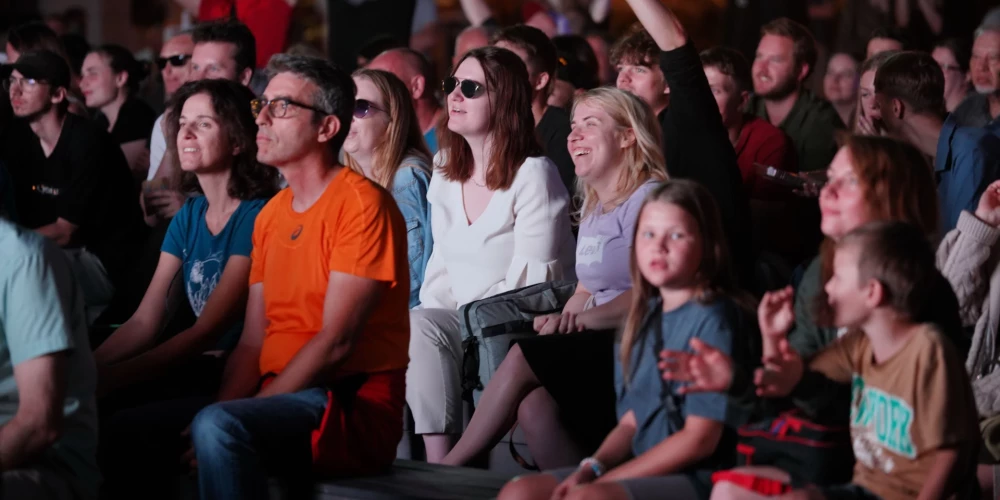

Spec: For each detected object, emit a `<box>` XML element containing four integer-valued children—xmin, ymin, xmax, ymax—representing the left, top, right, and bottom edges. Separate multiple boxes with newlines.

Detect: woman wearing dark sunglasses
<box><xmin>407</xmin><ymin>46</ymin><xmax>577</xmax><ymax>463</ymax></box>
<box><xmin>80</xmin><ymin>44</ymin><xmax>157</xmax><ymax>179</ymax></box>
<box><xmin>344</xmin><ymin>68</ymin><xmax>433</xmax><ymax>309</ymax></box>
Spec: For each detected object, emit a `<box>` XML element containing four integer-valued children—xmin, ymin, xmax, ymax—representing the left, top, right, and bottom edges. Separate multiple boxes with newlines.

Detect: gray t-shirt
<box><xmin>0</xmin><ymin>220</ymin><xmax>98</xmax><ymax>499</ymax></box>
<box><xmin>615</xmin><ymin>297</ymin><xmax>747</xmax><ymax>495</ymax></box>
<box><xmin>576</xmin><ymin>181</ymin><xmax>657</xmax><ymax>306</ymax></box>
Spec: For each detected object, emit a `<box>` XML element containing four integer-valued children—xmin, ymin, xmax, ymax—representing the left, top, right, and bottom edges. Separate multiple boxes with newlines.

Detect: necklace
<box><xmin>470</xmin><ymin>177</ymin><xmax>487</xmax><ymax>187</ymax></box>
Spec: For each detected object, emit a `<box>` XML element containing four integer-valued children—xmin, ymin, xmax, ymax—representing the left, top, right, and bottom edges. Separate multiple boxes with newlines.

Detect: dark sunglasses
<box><xmin>354</xmin><ymin>99</ymin><xmax>386</xmax><ymax>119</ymax></box>
<box><xmin>442</xmin><ymin>77</ymin><xmax>485</xmax><ymax>99</ymax></box>
<box><xmin>156</xmin><ymin>54</ymin><xmax>191</xmax><ymax>70</ymax></box>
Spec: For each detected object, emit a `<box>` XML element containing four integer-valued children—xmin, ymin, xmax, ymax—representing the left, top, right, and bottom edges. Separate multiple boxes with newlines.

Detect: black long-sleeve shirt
<box><xmin>658</xmin><ymin>43</ymin><xmax>755</xmax><ymax>290</ymax></box>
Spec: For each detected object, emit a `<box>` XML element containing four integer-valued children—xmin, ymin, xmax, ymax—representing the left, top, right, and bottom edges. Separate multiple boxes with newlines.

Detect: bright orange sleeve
<box><xmin>327</xmin><ymin>186</ymin><xmax>402</xmax><ymax>285</ymax></box>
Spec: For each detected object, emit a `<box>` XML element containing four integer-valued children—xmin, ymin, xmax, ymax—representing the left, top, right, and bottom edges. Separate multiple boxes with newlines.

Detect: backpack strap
<box><xmin>649</xmin><ymin>306</ymin><xmax>685</xmax><ymax>430</ymax></box>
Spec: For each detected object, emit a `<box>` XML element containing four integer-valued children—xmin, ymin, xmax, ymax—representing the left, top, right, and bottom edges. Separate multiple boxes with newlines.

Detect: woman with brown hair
<box><xmin>406</xmin><ymin>46</ymin><xmax>577</xmax><ymax>462</ymax></box>
<box><xmin>343</xmin><ymin>68</ymin><xmax>432</xmax><ymax>308</ymax></box>
<box><xmin>689</xmin><ymin>135</ymin><xmax>968</xmax><ymax>497</ymax></box>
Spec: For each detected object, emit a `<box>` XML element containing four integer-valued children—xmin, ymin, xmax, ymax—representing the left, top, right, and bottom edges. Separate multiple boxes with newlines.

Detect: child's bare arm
<box><xmin>916</xmin><ymin>447</ymin><xmax>962</xmax><ymax>500</ymax></box>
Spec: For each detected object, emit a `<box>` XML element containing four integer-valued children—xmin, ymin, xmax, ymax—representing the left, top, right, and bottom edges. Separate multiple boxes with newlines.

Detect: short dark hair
<box><xmin>700</xmin><ymin>46</ymin><xmax>752</xmax><ymax>93</ymax></box>
<box><xmin>90</xmin><ymin>44</ymin><xmax>148</xmax><ymax>96</ymax></box>
<box><xmin>166</xmin><ymin>79</ymin><xmax>280</xmax><ymax>200</ymax></box>
<box><xmin>869</xmin><ymin>26</ymin><xmax>911</xmax><ymax>49</ymax></box>
<box><xmin>7</xmin><ymin>22</ymin><xmax>64</xmax><ymax>56</ymax></box>
<box><xmin>838</xmin><ymin>221</ymin><xmax>939</xmax><ymax>319</ymax></box>
<box><xmin>609</xmin><ymin>22</ymin><xmax>659</xmax><ymax>68</ymax></box>
<box><xmin>760</xmin><ymin>17</ymin><xmax>818</xmax><ymax>78</ymax></box>
<box><xmin>873</xmin><ymin>51</ymin><xmax>945</xmax><ymax>117</ymax></box>
<box><xmin>934</xmin><ymin>37</ymin><xmax>972</xmax><ymax>74</ymax></box>
<box><xmin>552</xmin><ymin>35</ymin><xmax>600</xmax><ymax>90</ymax></box>
<box><xmin>192</xmin><ymin>20</ymin><xmax>256</xmax><ymax>74</ymax></box>
<box><xmin>265</xmin><ymin>54</ymin><xmax>356</xmax><ymax>154</ymax></box>
<box><xmin>492</xmin><ymin>25</ymin><xmax>558</xmax><ymax>85</ymax></box>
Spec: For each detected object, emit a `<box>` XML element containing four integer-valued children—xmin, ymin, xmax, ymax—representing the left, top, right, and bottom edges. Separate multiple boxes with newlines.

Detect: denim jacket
<box><xmin>391</xmin><ymin>156</ymin><xmax>433</xmax><ymax>308</ymax></box>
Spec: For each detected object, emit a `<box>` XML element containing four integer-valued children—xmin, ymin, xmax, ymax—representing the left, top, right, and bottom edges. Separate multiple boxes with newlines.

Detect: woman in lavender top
<box><xmin>443</xmin><ymin>87</ymin><xmax>668</xmax><ymax>467</ymax></box>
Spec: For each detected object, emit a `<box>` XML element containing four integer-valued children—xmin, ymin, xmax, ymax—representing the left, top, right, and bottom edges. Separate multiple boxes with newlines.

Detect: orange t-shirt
<box><xmin>250</xmin><ymin>167</ymin><xmax>410</xmax><ymax>377</ymax></box>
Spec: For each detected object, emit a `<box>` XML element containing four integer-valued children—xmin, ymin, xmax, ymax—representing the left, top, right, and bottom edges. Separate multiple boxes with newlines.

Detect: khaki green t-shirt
<box><xmin>809</xmin><ymin>325</ymin><xmax>978</xmax><ymax>499</ymax></box>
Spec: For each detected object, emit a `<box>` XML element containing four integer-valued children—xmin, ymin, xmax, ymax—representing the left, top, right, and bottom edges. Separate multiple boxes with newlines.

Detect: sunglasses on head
<box><xmin>156</xmin><ymin>54</ymin><xmax>191</xmax><ymax>70</ymax></box>
<box><xmin>442</xmin><ymin>77</ymin><xmax>485</xmax><ymax>99</ymax></box>
<box><xmin>354</xmin><ymin>99</ymin><xmax>386</xmax><ymax>119</ymax></box>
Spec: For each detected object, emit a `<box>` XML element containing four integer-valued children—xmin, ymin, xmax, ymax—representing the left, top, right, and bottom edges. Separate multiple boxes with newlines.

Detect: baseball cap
<box><xmin>0</xmin><ymin>50</ymin><xmax>71</xmax><ymax>89</ymax></box>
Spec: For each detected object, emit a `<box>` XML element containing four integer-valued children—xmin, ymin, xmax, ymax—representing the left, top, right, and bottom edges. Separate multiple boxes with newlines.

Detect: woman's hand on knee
<box><xmin>551</xmin><ymin>468</ymin><xmax>596</xmax><ymax>500</ymax></box>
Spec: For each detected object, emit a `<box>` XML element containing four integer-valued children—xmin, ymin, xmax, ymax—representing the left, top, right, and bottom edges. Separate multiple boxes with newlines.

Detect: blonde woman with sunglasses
<box><xmin>344</xmin><ymin>68</ymin><xmax>433</xmax><ymax>308</ymax></box>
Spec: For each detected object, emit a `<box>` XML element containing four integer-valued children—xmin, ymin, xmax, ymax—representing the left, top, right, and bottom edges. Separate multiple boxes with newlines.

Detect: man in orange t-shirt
<box><xmin>189</xmin><ymin>54</ymin><xmax>410</xmax><ymax>499</ymax></box>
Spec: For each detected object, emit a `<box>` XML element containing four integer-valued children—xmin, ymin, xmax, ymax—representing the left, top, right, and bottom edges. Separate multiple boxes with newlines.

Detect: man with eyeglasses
<box><xmin>0</xmin><ymin>50</ymin><xmax>143</xmax><ymax>324</ymax></box>
<box><xmin>188</xmin><ymin>54</ymin><xmax>410</xmax><ymax>498</ymax></box>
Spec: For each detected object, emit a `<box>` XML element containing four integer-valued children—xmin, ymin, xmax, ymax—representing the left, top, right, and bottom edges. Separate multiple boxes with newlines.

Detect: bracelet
<box><xmin>579</xmin><ymin>457</ymin><xmax>605</xmax><ymax>478</ymax></box>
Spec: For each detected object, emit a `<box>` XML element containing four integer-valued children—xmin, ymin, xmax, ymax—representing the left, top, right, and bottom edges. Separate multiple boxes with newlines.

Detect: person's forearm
<box><xmin>34</xmin><ymin>223</ymin><xmax>72</xmax><ymax>247</ymax></box>
<box><xmin>600</xmin><ymin>426</ymin><xmax>717</xmax><ymax>481</ymax></box>
<box><xmin>0</xmin><ymin>414</ymin><xmax>61</xmax><ymax>471</ymax></box>
<box><xmin>94</xmin><ymin>319</ymin><xmax>158</xmax><ymax>365</ymax></box>
<box><xmin>105</xmin><ymin>323</ymin><xmax>222</xmax><ymax>391</ymax></box>
<box><xmin>216</xmin><ymin>344</ymin><xmax>262</xmax><ymax>401</ymax></box>
<box><xmin>459</xmin><ymin>0</ymin><xmax>492</xmax><ymax>26</ymax></box>
<box><xmin>577</xmin><ymin>290</ymin><xmax>631</xmax><ymax>331</ymax></box>
<box><xmin>563</xmin><ymin>291</ymin><xmax>593</xmax><ymax>315</ymax></box>
<box><xmin>917</xmin><ymin>448</ymin><xmax>961</xmax><ymax>500</ymax></box>
<box><xmin>255</xmin><ymin>333</ymin><xmax>355</xmax><ymax>398</ymax></box>
<box><xmin>916</xmin><ymin>0</ymin><xmax>943</xmax><ymax>35</ymax></box>
<box><xmin>590</xmin><ymin>422</ymin><xmax>637</xmax><ymax>470</ymax></box>
<box><xmin>623</xmin><ymin>0</ymin><xmax>686</xmax><ymax>51</ymax></box>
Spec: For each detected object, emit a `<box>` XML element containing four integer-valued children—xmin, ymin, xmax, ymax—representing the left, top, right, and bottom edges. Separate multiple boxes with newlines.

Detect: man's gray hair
<box><xmin>265</xmin><ymin>54</ymin><xmax>355</xmax><ymax>151</ymax></box>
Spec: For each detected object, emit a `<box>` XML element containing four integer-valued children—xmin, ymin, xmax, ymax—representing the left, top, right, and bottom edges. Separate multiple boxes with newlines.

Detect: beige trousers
<box><xmin>405</xmin><ymin>308</ymin><xmax>464</xmax><ymax>435</ymax></box>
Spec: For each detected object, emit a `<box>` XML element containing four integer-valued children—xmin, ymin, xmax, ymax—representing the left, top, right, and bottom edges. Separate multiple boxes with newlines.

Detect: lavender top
<box><xmin>576</xmin><ymin>181</ymin><xmax>658</xmax><ymax>306</ymax></box>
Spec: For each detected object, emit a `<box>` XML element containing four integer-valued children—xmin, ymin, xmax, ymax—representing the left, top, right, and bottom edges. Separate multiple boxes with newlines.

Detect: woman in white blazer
<box><xmin>408</xmin><ymin>46</ymin><xmax>577</xmax><ymax>462</ymax></box>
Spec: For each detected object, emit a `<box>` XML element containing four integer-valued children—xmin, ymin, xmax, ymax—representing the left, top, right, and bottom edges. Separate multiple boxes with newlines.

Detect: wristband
<box><xmin>579</xmin><ymin>457</ymin><xmax>605</xmax><ymax>478</ymax></box>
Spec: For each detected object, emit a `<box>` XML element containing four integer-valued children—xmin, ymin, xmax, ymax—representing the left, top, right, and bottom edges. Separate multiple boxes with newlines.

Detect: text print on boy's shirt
<box><xmin>851</xmin><ymin>375</ymin><xmax>916</xmax><ymax>468</ymax></box>
<box><xmin>809</xmin><ymin>325</ymin><xmax>978</xmax><ymax>499</ymax></box>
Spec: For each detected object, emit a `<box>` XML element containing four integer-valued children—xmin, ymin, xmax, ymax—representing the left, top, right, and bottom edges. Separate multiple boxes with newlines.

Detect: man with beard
<box><xmin>948</xmin><ymin>25</ymin><xmax>1000</xmax><ymax>130</ymax></box>
<box><xmin>1</xmin><ymin>51</ymin><xmax>143</xmax><ymax>323</ymax></box>
<box><xmin>747</xmin><ymin>18</ymin><xmax>844</xmax><ymax>173</ymax></box>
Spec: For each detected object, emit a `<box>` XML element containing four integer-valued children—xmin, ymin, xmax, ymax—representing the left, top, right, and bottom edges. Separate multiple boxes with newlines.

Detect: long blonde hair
<box><xmin>570</xmin><ymin>87</ymin><xmax>667</xmax><ymax>221</ymax></box>
<box><xmin>344</xmin><ymin>69</ymin><xmax>432</xmax><ymax>188</ymax></box>
<box><xmin>618</xmin><ymin>180</ymin><xmax>737</xmax><ymax>382</ymax></box>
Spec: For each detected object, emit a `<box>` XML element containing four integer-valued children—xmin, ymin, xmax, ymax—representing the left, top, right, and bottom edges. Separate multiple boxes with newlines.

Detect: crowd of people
<box><xmin>2</xmin><ymin>0</ymin><xmax>1000</xmax><ymax>499</ymax></box>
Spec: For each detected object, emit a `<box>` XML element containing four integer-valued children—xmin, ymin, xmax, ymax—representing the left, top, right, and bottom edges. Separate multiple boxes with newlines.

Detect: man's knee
<box><xmin>191</xmin><ymin>403</ymin><xmax>242</xmax><ymax>451</ymax></box>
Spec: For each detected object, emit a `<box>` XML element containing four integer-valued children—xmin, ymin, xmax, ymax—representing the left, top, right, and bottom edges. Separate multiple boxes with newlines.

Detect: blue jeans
<box><xmin>191</xmin><ymin>388</ymin><xmax>329</xmax><ymax>500</ymax></box>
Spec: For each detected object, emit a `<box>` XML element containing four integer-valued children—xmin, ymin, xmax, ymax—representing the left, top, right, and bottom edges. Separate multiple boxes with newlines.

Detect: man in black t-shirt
<box><xmin>491</xmin><ymin>25</ymin><xmax>576</xmax><ymax>194</ymax></box>
<box><xmin>2</xmin><ymin>50</ymin><xmax>143</xmax><ymax>323</ymax></box>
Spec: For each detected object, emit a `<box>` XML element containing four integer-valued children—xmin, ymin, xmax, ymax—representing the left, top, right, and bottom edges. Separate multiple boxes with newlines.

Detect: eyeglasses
<box><xmin>3</xmin><ymin>76</ymin><xmax>41</xmax><ymax>92</ymax></box>
<box><xmin>354</xmin><ymin>99</ymin><xmax>386</xmax><ymax>119</ymax></box>
<box><xmin>251</xmin><ymin>97</ymin><xmax>329</xmax><ymax>119</ymax></box>
<box><xmin>443</xmin><ymin>77</ymin><xmax>485</xmax><ymax>99</ymax></box>
<box><xmin>157</xmin><ymin>54</ymin><xmax>192</xmax><ymax>70</ymax></box>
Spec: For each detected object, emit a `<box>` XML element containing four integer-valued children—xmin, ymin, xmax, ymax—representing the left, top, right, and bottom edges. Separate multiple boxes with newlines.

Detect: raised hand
<box><xmin>758</xmin><ymin>286</ymin><xmax>795</xmax><ymax>342</ymax></box>
<box><xmin>754</xmin><ymin>339</ymin><xmax>803</xmax><ymax>398</ymax></box>
<box><xmin>975</xmin><ymin>180</ymin><xmax>1000</xmax><ymax>228</ymax></box>
<box><xmin>659</xmin><ymin>338</ymin><xmax>734</xmax><ymax>394</ymax></box>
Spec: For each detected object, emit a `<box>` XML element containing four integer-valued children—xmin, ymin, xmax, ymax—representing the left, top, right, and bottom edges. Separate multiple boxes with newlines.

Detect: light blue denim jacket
<box><xmin>391</xmin><ymin>156</ymin><xmax>433</xmax><ymax>308</ymax></box>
